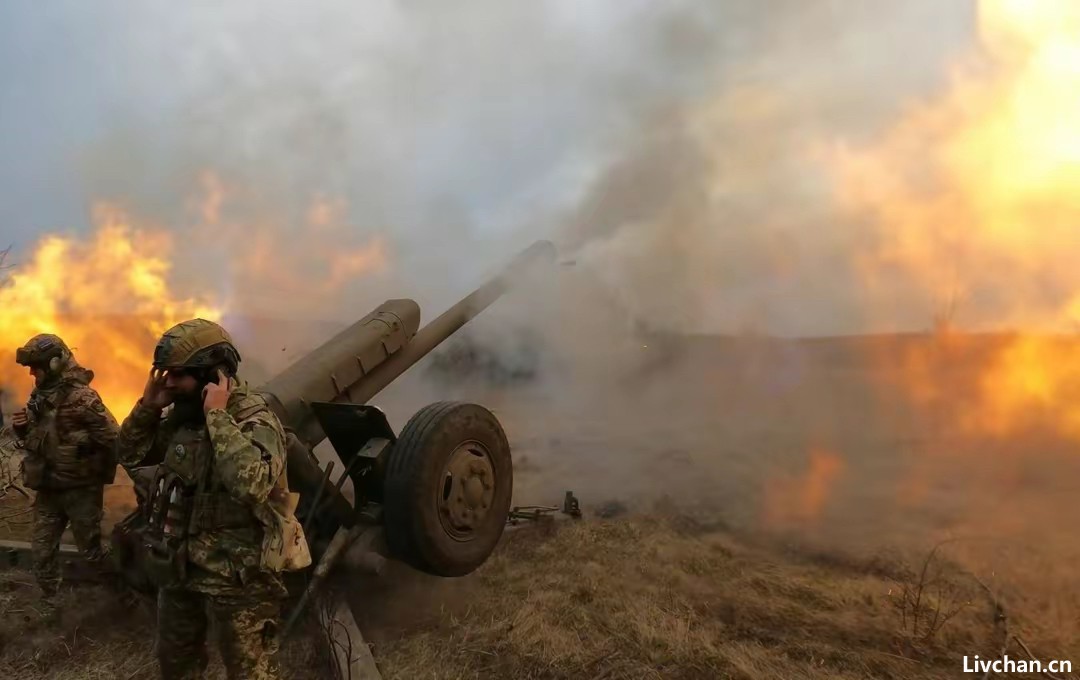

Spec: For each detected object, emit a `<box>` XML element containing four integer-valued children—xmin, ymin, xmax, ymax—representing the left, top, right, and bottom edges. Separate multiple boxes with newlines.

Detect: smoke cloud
<box><xmin>3</xmin><ymin>0</ymin><xmax>976</xmax><ymax>338</ymax></box>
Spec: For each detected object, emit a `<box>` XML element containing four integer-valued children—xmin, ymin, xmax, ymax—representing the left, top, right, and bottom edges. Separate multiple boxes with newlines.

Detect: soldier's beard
<box><xmin>170</xmin><ymin>388</ymin><xmax>207</xmax><ymax>425</ymax></box>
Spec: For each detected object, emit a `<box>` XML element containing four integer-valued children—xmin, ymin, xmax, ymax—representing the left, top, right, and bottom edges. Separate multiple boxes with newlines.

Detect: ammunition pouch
<box><xmin>37</xmin><ymin>443</ymin><xmax>110</xmax><ymax>490</ymax></box>
<box><xmin>19</xmin><ymin>452</ymin><xmax>46</xmax><ymax>490</ymax></box>
<box><xmin>110</xmin><ymin>467</ymin><xmax>195</xmax><ymax>593</ymax></box>
<box><xmin>18</xmin><ymin>412</ymin><xmax>52</xmax><ymax>490</ymax></box>
<box><xmin>112</xmin><ymin>508</ymin><xmax>188</xmax><ymax>591</ymax></box>
<box><xmin>141</xmin><ymin>535</ymin><xmax>188</xmax><ymax>589</ymax></box>
<box><xmin>110</xmin><ymin>509</ymin><xmax>158</xmax><ymax>595</ymax></box>
<box><xmin>190</xmin><ymin>492</ymin><xmax>257</xmax><ymax>531</ymax></box>
<box><xmin>49</xmin><ymin>445</ymin><xmax>86</xmax><ymax>486</ymax></box>
<box><xmin>131</xmin><ymin>467</ymin><xmax>197</xmax><ymax>589</ymax></box>
<box><xmin>18</xmin><ymin>390</ymin><xmax>115</xmax><ymax>489</ymax></box>
<box><xmin>259</xmin><ymin>484</ymin><xmax>311</xmax><ymax>572</ymax></box>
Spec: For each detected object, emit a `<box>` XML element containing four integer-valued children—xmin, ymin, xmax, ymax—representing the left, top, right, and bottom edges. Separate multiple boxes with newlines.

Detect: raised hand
<box><xmin>201</xmin><ymin>369</ymin><xmax>233</xmax><ymax>415</ymax></box>
<box><xmin>142</xmin><ymin>368</ymin><xmax>174</xmax><ymax>411</ymax></box>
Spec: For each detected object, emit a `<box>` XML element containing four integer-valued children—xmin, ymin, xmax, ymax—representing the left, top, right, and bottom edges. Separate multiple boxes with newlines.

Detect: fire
<box><xmin>827</xmin><ymin>0</ymin><xmax>1080</xmax><ymax>441</ymax></box>
<box><xmin>188</xmin><ymin>171</ymin><xmax>391</xmax><ymax>320</ymax></box>
<box><xmin>230</xmin><ymin>193</ymin><xmax>389</xmax><ymax>303</ymax></box>
<box><xmin>830</xmin><ymin>0</ymin><xmax>1080</xmax><ymax>328</ymax></box>
<box><xmin>761</xmin><ymin>447</ymin><xmax>845</xmax><ymax>529</ymax></box>
<box><xmin>0</xmin><ymin>170</ymin><xmax>391</xmax><ymax>423</ymax></box>
<box><xmin>0</xmin><ymin>205</ymin><xmax>222</xmax><ymax>419</ymax></box>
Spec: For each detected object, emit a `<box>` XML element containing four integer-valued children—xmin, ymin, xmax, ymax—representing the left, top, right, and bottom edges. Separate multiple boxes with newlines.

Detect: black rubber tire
<box><xmin>382</xmin><ymin>401</ymin><xmax>513</xmax><ymax>577</ymax></box>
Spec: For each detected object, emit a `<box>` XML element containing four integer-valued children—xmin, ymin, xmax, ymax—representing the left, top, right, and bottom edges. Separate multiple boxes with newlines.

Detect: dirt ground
<box><xmin>0</xmin><ymin>332</ymin><xmax>1077</xmax><ymax>678</ymax></box>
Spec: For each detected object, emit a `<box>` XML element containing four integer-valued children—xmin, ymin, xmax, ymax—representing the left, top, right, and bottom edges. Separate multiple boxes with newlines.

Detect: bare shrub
<box><xmin>888</xmin><ymin>541</ymin><xmax>976</xmax><ymax>647</ymax></box>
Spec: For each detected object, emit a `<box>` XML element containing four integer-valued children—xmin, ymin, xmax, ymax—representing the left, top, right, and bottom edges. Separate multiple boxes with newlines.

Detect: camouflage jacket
<box><xmin>16</xmin><ymin>366</ymin><xmax>119</xmax><ymax>489</ymax></box>
<box><xmin>115</xmin><ymin>377</ymin><xmax>288</xmax><ymax>596</ymax></box>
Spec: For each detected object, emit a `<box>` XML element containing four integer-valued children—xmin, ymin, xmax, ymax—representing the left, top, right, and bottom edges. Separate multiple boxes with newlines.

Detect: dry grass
<box><xmin>0</xmin><ymin>510</ymin><xmax>1019</xmax><ymax>679</ymax></box>
<box><xmin>0</xmin><ymin>570</ymin><xmax>158</xmax><ymax>679</ymax></box>
<box><xmin>0</xmin><ymin>507</ymin><xmax>1069</xmax><ymax>679</ymax></box>
<box><xmin>0</xmin><ymin>569</ymin><xmax>330</xmax><ymax>679</ymax></box>
<box><xmin>375</xmin><ymin>513</ymin><xmax>1002</xmax><ymax>680</ymax></box>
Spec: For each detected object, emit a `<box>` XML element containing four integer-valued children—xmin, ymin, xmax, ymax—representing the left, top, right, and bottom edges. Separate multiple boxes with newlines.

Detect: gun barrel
<box><xmin>332</xmin><ymin>239</ymin><xmax>556</xmax><ymax>408</ymax></box>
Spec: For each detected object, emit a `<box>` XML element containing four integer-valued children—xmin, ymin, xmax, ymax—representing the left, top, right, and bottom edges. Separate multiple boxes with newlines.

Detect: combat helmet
<box><xmin>153</xmin><ymin>319</ymin><xmax>241</xmax><ymax>376</ymax></box>
<box><xmin>15</xmin><ymin>334</ymin><xmax>72</xmax><ymax>373</ymax></box>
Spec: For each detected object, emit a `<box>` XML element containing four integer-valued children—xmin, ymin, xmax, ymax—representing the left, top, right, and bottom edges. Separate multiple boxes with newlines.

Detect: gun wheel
<box><xmin>383</xmin><ymin>401</ymin><xmax>513</xmax><ymax>576</ymax></box>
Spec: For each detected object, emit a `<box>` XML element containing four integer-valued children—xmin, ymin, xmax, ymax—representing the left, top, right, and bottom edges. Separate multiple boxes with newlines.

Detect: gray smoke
<box><xmin>2</xmin><ymin>0</ymin><xmax>976</xmax><ymax>340</ymax></box>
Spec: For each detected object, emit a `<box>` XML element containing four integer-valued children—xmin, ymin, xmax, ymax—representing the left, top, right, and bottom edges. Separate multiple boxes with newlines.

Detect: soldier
<box><xmin>10</xmin><ymin>334</ymin><xmax>119</xmax><ymax>612</ymax></box>
<box><xmin>115</xmin><ymin>319</ymin><xmax>294</xmax><ymax>680</ymax></box>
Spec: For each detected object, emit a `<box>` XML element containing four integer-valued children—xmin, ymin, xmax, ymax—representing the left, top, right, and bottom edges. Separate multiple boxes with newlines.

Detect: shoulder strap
<box><xmin>230</xmin><ymin>393</ymin><xmax>269</xmax><ymax>423</ymax></box>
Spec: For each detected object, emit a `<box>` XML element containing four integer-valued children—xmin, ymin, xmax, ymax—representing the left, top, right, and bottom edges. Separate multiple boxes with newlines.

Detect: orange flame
<box><xmin>830</xmin><ymin>0</ymin><xmax>1080</xmax><ymax>327</ymax></box>
<box><xmin>0</xmin><ymin>170</ymin><xmax>391</xmax><ymax>423</ymax></box>
<box><xmin>0</xmin><ymin>205</ymin><xmax>222</xmax><ymax>418</ymax></box>
<box><xmin>230</xmin><ymin>194</ymin><xmax>389</xmax><ymax>301</ymax></box>
<box><xmin>969</xmin><ymin>336</ymin><xmax>1080</xmax><ymax>439</ymax></box>
<box><xmin>189</xmin><ymin>171</ymin><xmax>390</xmax><ymax>319</ymax></box>
<box><xmin>762</xmin><ymin>447</ymin><xmax>846</xmax><ymax>529</ymax></box>
<box><xmin>828</xmin><ymin>0</ymin><xmax>1080</xmax><ymax>442</ymax></box>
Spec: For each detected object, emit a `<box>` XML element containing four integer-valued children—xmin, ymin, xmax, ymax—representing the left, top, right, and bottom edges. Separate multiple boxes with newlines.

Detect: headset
<box><xmin>15</xmin><ymin>336</ymin><xmax>70</xmax><ymax>374</ymax></box>
<box><xmin>48</xmin><ymin>347</ymin><xmax>70</xmax><ymax>373</ymax></box>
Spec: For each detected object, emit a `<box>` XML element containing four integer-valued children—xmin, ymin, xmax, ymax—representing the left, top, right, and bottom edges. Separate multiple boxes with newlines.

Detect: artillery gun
<box><xmin>111</xmin><ymin>239</ymin><xmax>562</xmax><ymax>634</ymax></box>
<box><xmin>259</xmin><ymin>239</ymin><xmax>558</xmax><ymax>585</ymax></box>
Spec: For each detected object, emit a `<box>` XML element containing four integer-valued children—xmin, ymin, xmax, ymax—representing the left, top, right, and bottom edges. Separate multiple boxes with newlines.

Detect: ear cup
<box><xmin>48</xmin><ymin>350</ymin><xmax>68</xmax><ymax>372</ymax></box>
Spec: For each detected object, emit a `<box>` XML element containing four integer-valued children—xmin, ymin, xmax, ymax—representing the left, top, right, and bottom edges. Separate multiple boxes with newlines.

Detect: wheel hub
<box><xmin>438</xmin><ymin>441</ymin><xmax>496</xmax><ymax>539</ymax></box>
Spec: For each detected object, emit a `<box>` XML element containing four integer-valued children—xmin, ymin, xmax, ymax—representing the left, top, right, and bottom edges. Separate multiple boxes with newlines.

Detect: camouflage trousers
<box><xmin>31</xmin><ymin>485</ymin><xmax>107</xmax><ymax>596</ymax></box>
<box><xmin>156</xmin><ymin>582</ymin><xmax>284</xmax><ymax>680</ymax></box>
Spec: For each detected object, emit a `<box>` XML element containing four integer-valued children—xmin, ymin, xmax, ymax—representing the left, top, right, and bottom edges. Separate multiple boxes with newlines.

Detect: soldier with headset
<box><xmin>114</xmin><ymin>318</ymin><xmax>307</xmax><ymax>680</ymax></box>
<box><xmin>11</xmin><ymin>334</ymin><xmax>119</xmax><ymax>613</ymax></box>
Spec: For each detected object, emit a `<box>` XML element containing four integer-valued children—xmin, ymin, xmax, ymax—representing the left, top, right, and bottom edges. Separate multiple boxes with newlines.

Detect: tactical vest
<box><xmin>20</xmin><ymin>387</ymin><xmax>117</xmax><ymax>491</ymax></box>
<box><xmin>140</xmin><ymin>397</ymin><xmax>266</xmax><ymax>588</ymax></box>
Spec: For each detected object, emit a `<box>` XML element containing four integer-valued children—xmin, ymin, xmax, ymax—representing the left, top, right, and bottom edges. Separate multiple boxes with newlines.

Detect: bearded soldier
<box><xmin>11</xmin><ymin>334</ymin><xmax>119</xmax><ymax>611</ymax></box>
<box><xmin>115</xmin><ymin>319</ymin><xmax>296</xmax><ymax>680</ymax></box>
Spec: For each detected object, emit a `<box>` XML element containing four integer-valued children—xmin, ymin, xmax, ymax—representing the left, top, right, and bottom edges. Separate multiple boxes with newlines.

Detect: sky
<box><xmin>0</xmin><ymin>1</ymin><xmax>978</xmax><ymax>335</ymax></box>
